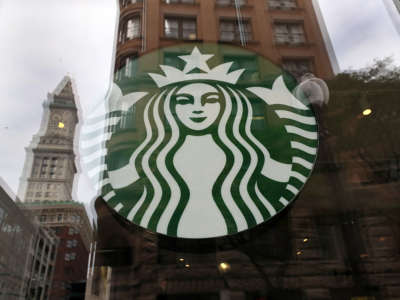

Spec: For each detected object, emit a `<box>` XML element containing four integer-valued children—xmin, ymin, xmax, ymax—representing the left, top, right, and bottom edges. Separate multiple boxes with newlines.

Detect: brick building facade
<box><xmin>84</xmin><ymin>1</ymin><xmax>400</xmax><ymax>300</ymax></box>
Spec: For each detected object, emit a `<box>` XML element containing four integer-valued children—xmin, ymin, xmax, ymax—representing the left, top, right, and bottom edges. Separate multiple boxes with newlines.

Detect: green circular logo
<box><xmin>81</xmin><ymin>44</ymin><xmax>318</xmax><ymax>238</ymax></box>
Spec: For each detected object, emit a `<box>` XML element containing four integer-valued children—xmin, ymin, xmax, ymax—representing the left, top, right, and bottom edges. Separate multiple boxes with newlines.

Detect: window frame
<box><xmin>115</xmin><ymin>52</ymin><xmax>139</xmax><ymax>81</ymax></box>
<box><xmin>163</xmin><ymin>16</ymin><xmax>198</xmax><ymax>40</ymax></box>
<box><xmin>215</xmin><ymin>0</ymin><xmax>247</xmax><ymax>6</ymax></box>
<box><xmin>274</xmin><ymin>21</ymin><xmax>307</xmax><ymax>46</ymax></box>
<box><xmin>219</xmin><ymin>18</ymin><xmax>253</xmax><ymax>43</ymax></box>
<box><xmin>164</xmin><ymin>0</ymin><xmax>196</xmax><ymax>4</ymax></box>
<box><xmin>120</xmin><ymin>0</ymin><xmax>143</xmax><ymax>8</ymax></box>
<box><xmin>267</xmin><ymin>0</ymin><xmax>298</xmax><ymax>10</ymax></box>
<box><xmin>281</xmin><ymin>57</ymin><xmax>315</xmax><ymax>78</ymax></box>
<box><xmin>118</xmin><ymin>14</ymin><xmax>141</xmax><ymax>44</ymax></box>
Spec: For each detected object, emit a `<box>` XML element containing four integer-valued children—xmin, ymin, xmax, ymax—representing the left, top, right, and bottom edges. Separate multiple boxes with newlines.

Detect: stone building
<box><xmin>18</xmin><ymin>77</ymin><xmax>92</xmax><ymax>300</ymax></box>
<box><xmin>17</xmin><ymin>76</ymin><xmax>78</xmax><ymax>203</ymax></box>
<box><xmin>21</xmin><ymin>201</ymin><xmax>91</xmax><ymax>300</ymax></box>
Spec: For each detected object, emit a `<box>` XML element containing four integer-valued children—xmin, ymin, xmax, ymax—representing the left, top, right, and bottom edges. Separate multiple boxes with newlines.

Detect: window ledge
<box><xmin>218</xmin><ymin>39</ymin><xmax>259</xmax><ymax>45</ymax></box>
<box><xmin>118</xmin><ymin>37</ymin><xmax>142</xmax><ymax>45</ymax></box>
<box><xmin>275</xmin><ymin>42</ymin><xmax>313</xmax><ymax>48</ymax></box>
<box><xmin>267</xmin><ymin>7</ymin><xmax>304</xmax><ymax>12</ymax></box>
<box><xmin>120</xmin><ymin>4</ymin><xmax>144</xmax><ymax>18</ymax></box>
<box><xmin>161</xmin><ymin>37</ymin><xmax>203</xmax><ymax>42</ymax></box>
<box><xmin>162</xmin><ymin>1</ymin><xmax>199</xmax><ymax>6</ymax></box>
<box><xmin>215</xmin><ymin>4</ymin><xmax>253</xmax><ymax>9</ymax></box>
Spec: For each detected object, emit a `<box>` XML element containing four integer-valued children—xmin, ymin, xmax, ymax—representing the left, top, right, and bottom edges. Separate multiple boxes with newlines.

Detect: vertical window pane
<box><xmin>182</xmin><ymin>20</ymin><xmax>196</xmax><ymax>39</ymax></box>
<box><xmin>220</xmin><ymin>20</ymin><xmax>251</xmax><ymax>41</ymax></box>
<box><xmin>275</xmin><ymin>23</ymin><xmax>305</xmax><ymax>45</ymax></box>
<box><xmin>242</xmin><ymin>21</ymin><xmax>252</xmax><ymax>40</ymax></box>
<box><xmin>220</xmin><ymin>21</ymin><xmax>236</xmax><ymax>41</ymax></box>
<box><xmin>283</xmin><ymin>59</ymin><xmax>312</xmax><ymax>78</ymax></box>
<box><xmin>126</xmin><ymin>17</ymin><xmax>140</xmax><ymax>40</ymax></box>
<box><xmin>164</xmin><ymin>18</ymin><xmax>196</xmax><ymax>39</ymax></box>
<box><xmin>164</xmin><ymin>19</ymin><xmax>179</xmax><ymax>38</ymax></box>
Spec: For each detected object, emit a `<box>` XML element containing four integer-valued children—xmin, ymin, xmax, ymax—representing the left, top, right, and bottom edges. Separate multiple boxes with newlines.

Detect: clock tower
<box><xmin>18</xmin><ymin>76</ymin><xmax>78</xmax><ymax>203</ymax></box>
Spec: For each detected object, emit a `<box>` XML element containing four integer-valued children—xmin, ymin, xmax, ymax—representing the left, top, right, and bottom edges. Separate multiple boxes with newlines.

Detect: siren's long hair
<box><xmin>122</xmin><ymin>82</ymin><xmax>273</xmax><ymax>237</ymax></box>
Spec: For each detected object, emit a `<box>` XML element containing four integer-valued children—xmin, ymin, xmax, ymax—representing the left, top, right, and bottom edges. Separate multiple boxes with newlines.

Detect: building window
<box><xmin>66</xmin><ymin>240</ymin><xmax>78</xmax><ymax>248</ymax></box>
<box><xmin>39</xmin><ymin>215</ymin><xmax>46</xmax><ymax>222</ymax></box>
<box><xmin>282</xmin><ymin>59</ymin><xmax>313</xmax><ymax>78</ymax></box>
<box><xmin>57</xmin><ymin>214</ymin><xmax>62</xmax><ymax>221</ymax></box>
<box><xmin>165</xmin><ymin>0</ymin><xmax>195</xmax><ymax>4</ymax></box>
<box><xmin>164</xmin><ymin>17</ymin><xmax>197</xmax><ymax>40</ymax></box>
<box><xmin>119</xmin><ymin>16</ymin><xmax>141</xmax><ymax>43</ymax></box>
<box><xmin>219</xmin><ymin>19</ymin><xmax>252</xmax><ymax>42</ymax></box>
<box><xmin>121</xmin><ymin>0</ymin><xmax>142</xmax><ymax>7</ymax></box>
<box><xmin>268</xmin><ymin>0</ymin><xmax>297</xmax><ymax>10</ymax></box>
<box><xmin>274</xmin><ymin>22</ymin><xmax>306</xmax><ymax>45</ymax></box>
<box><xmin>216</xmin><ymin>0</ymin><xmax>246</xmax><ymax>6</ymax></box>
<box><xmin>116</xmin><ymin>53</ymin><xmax>138</xmax><ymax>80</ymax></box>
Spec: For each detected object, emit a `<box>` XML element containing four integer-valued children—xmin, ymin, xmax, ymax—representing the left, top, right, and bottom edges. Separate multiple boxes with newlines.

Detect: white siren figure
<box><xmin>92</xmin><ymin>47</ymin><xmax>317</xmax><ymax>238</ymax></box>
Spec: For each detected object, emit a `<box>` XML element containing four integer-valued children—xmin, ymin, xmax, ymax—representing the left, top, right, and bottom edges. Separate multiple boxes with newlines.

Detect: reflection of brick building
<box><xmin>84</xmin><ymin>1</ymin><xmax>400</xmax><ymax>300</ymax></box>
<box><xmin>21</xmin><ymin>202</ymin><xmax>91</xmax><ymax>300</ymax></box>
<box><xmin>0</xmin><ymin>179</ymin><xmax>58</xmax><ymax>300</ymax></box>
<box><xmin>115</xmin><ymin>0</ymin><xmax>337</xmax><ymax>80</ymax></box>
<box><xmin>18</xmin><ymin>77</ymin><xmax>92</xmax><ymax>300</ymax></box>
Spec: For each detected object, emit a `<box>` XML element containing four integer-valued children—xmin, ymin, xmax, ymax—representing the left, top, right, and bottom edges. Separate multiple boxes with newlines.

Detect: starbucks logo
<box><xmin>81</xmin><ymin>45</ymin><xmax>318</xmax><ymax>238</ymax></box>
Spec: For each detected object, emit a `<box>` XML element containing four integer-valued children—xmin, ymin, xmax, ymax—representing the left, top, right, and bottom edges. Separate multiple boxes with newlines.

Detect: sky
<box><xmin>0</xmin><ymin>0</ymin><xmax>399</xmax><ymax>205</ymax></box>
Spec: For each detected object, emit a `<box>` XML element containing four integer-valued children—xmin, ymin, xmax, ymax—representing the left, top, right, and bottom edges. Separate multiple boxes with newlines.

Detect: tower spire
<box><xmin>17</xmin><ymin>76</ymin><xmax>79</xmax><ymax>203</ymax></box>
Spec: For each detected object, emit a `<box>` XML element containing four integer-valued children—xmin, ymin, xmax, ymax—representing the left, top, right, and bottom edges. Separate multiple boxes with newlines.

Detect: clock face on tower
<box><xmin>50</xmin><ymin>113</ymin><xmax>65</xmax><ymax>134</ymax></box>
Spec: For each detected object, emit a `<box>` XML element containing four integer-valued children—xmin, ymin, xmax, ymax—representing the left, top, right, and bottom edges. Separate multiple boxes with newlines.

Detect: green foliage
<box><xmin>328</xmin><ymin>57</ymin><xmax>400</xmax><ymax>90</ymax></box>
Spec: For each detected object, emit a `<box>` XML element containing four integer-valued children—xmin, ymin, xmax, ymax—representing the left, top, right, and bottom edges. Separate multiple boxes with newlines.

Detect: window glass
<box><xmin>126</xmin><ymin>18</ymin><xmax>140</xmax><ymax>40</ymax></box>
<box><xmin>1</xmin><ymin>1</ymin><xmax>400</xmax><ymax>300</ymax></box>
<box><xmin>165</xmin><ymin>0</ymin><xmax>195</xmax><ymax>4</ymax></box>
<box><xmin>165</xmin><ymin>17</ymin><xmax>196</xmax><ymax>40</ymax></box>
<box><xmin>119</xmin><ymin>15</ymin><xmax>141</xmax><ymax>43</ymax></box>
<box><xmin>274</xmin><ymin>22</ymin><xmax>306</xmax><ymax>45</ymax></box>
<box><xmin>220</xmin><ymin>20</ymin><xmax>252</xmax><ymax>42</ymax></box>
<box><xmin>216</xmin><ymin>0</ymin><xmax>247</xmax><ymax>6</ymax></box>
<box><xmin>268</xmin><ymin>0</ymin><xmax>297</xmax><ymax>10</ymax></box>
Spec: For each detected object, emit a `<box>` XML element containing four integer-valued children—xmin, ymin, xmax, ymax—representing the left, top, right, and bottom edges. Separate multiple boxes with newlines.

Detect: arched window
<box><xmin>118</xmin><ymin>15</ymin><xmax>141</xmax><ymax>43</ymax></box>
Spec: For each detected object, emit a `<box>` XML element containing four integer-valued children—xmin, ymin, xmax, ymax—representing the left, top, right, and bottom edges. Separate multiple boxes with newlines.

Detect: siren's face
<box><xmin>173</xmin><ymin>83</ymin><xmax>221</xmax><ymax>131</ymax></box>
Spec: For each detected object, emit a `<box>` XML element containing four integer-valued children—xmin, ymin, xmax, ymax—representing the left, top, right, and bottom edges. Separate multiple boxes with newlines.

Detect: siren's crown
<box><xmin>148</xmin><ymin>47</ymin><xmax>244</xmax><ymax>88</ymax></box>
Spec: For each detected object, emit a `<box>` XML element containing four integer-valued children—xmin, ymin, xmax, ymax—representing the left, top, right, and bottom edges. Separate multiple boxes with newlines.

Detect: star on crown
<box><xmin>148</xmin><ymin>47</ymin><xmax>245</xmax><ymax>87</ymax></box>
